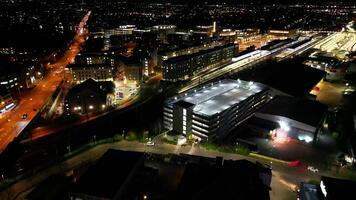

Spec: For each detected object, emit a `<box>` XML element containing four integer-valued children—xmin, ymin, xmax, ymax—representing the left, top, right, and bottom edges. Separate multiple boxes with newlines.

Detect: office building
<box><xmin>163</xmin><ymin>79</ymin><xmax>269</xmax><ymax>140</ymax></box>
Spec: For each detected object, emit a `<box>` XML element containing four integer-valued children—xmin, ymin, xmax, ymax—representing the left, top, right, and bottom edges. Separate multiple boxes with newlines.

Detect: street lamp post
<box><xmin>67</xmin><ymin>145</ymin><xmax>71</xmax><ymax>153</ymax></box>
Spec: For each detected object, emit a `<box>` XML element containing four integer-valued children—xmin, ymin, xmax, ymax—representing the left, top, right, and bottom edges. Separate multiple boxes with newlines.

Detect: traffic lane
<box><xmin>0</xmin><ymin>75</ymin><xmax>63</xmax><ymax>151</ymax></box>
<box><xmin>0</xmin><ymin>32</ymin><xmax>87</xmax><ymax>151</ymax></box>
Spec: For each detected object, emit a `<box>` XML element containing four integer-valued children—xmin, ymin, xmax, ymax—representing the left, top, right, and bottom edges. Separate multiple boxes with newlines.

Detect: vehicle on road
<box><xmin>146</xmin><ymin>140</ymin><xmax>155</xmax><ymax>146</ymax></box>
<box><xmin>21</xmin><ymin>113</ymin><xmax>28</xmax><ymax>119</ymax></box>
<box><xmin>307</xmin><ymin>166</ymin><xmax>319</xmax><ymax>173</ymax></box>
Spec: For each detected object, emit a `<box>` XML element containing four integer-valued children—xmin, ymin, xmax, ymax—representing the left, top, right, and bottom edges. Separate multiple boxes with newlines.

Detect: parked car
<box><xmin>307</xmin><ymin>166</ymin><xmax>319</xmax><ymax>173</ymax></box>
<box><xmin>21</xmin><ymin>113</ymin><xmax>28</xmax><ymax>119</ymax></box>
<box><xmin>146</xmin><ymin>141</ymin><xmax>155</xmax><ymax>146</ymax></box>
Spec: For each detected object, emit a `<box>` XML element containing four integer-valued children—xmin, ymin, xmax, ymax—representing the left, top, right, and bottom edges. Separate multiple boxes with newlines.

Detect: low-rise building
<box><xmin>69</xmin><ymin>149</ymin><xmax>145</xmax><ymax>200</ymax></box>
<box><xmin>254</xmin><ymin>95</ymin><xmax>327</xmax><ymax>144</ymax></box>
<box><xmin>65</xmin><ymin>79</ymin><xmax>115</xmax><ymax>115</ymax></box>
<box><xmin>69</xmin><ymin>149</ymin><xmax>271</xmax><ymax>200</ymax></box>
<box><xmin>69</xmin><ymin>64</ymin><xmax>115</xmax><ymax>84</ymax></box>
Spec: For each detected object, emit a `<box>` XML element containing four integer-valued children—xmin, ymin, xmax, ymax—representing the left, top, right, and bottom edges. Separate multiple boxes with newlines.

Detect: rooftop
<box><xmin>321</xmin><ymin>176</ymin><xmax>356</xmax><ymax>200</ymax></box>
<box><xmin>238</xmin><ymin>59</ymin><xmax>326</xmax><ymax>97</ymax></box>
<box><xmin>70</xmin><ymin>149</ymin><xmax>144</xmax><ymax>199</ymax></box>
<box><xmin>257</xmin><ymin>95</ymin><xmax>327</xmax><ymax>127</ymax></box>
<box><xmin>176</xmin><ymin>159</ymin><xmax>271</xmax><ymax>200</ymax></box>
<box><xmin>166</xmin><ymin>79</ymin><xmax>267</xmax><ymax>116</ymax></box>
<box><xmin>163</xmin><ymin>43</ymin><xmax>234</xmax><ymax>64</ymax></box>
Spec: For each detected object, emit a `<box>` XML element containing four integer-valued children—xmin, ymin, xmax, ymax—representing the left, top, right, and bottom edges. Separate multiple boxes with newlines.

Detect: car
<box><xmin>21</xmin><ymin>113</ymin><xmax>28</xmax><ymax>119</ymax></box>
<box><xmin>265</xmin><ymin>163</ymin><xmax>272</xmax><ymax>170</ymax></box>
<box><xmin>146</xmin><ymin>141</ymin><xmax>155</xmax><ymax>146</ymax></box>
<box><xmin>307</xmin><ymin>166</ymin><xmax>319</xmax><ymax>173</ymax></box>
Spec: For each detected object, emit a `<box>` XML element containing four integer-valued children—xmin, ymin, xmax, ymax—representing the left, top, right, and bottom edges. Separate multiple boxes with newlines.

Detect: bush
<box><xmin>200</xmin><ymin>142</ymin><xmax>219</xmax><ymax>151</ymax></box>
<box><xmin>162</xmin><ymin>137</ymin><xmax>176</xmax><ymax>145</ymax></box>
<box><xmin>307</xmin><ymin>179</ymin><xmax>320</xmax><ymax>185</ymax></box>
<box><xmin>235</xmin><ymin>146</ymin><xmax>251</xmax><ymax>156</ymax></box>
<box><xmin>125</xmin><ymin>132</ymin><xmax>138</xmax><ymax>141</ymax></box>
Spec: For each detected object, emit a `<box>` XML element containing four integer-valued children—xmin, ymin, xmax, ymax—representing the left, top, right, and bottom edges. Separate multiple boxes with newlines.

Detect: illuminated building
<box><xmin>65</xmin><ymin>79</ymin><xmax>115</xmax><ymax>115</ymax></box>
<box><xmin>162</xmin><ymin>44</ymin><xmax>235</xmax><ymax>82</ymax></box>
<box><xmin>163</xmin><ymin>79</ymin><xmax>269</xmax><ymax>140</ymax></box>
<box><xmin>69</xmin><ymin>64</ymin><xmax>115</xmax><ymax>84</ymax></box>
<box><xmin>0</xmin><ymin>86</ymin><xmax>15</xmax><ymax>113</ymax></box>
<box><xmin>157</xmin><ymin>40</ymin><xmax>225</xmax><ymax>67</ymax></box>
<box><xmin>254</xmin><ymin>95</ymin><xmax>327</xmax><ymax>144</ymax></box>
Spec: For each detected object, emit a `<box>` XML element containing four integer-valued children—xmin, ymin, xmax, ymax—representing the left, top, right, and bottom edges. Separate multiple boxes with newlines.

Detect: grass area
<box><xmin>307</xmin><ymin>179</ymin><xmax>320</xmax><ymax>185</ymax></box>
<box><xmin>235</xmin><ymin>146</ymin><xmax>251</xmax><ymax>156</ymax></box>
<box><xmin>162</xmin><ymin>138</ymin><xmax>176</xmax><ymax>145</ymax></box>
<box><xmin>200</xmin><ymin>142</ymin><xmax>220</xmax><ymax>151</ymax></box>
<box><xmin>200</xmin><ymin>142</ymin><xmax>251</xmax><ymax>156</ymax></box>
<box><xmin>125</xmin><ymin>132</ymin><xmax>138</xmax><ymax>141</ymax></box>
<box><xmin>0</xmin><ymin>134</ymin><xmax>123</xmax><ymax>191</ymax></box>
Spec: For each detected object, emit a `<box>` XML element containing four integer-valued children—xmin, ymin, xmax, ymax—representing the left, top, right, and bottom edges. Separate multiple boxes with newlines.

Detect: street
<box><xmin>0</xmin><ymin>13</ymin><xmax>89</xmax><ymax>153</ymax></box>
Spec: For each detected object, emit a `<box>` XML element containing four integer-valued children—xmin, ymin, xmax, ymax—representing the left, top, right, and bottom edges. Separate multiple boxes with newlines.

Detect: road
<box><xmin>0</xmin><ymin>140</ymin><xmax>323</xmax><ymax>200</ymax></box>
<box><xmin>21</xmin><ymin>73</ymin><xmax>162</xmax><ymax>142</ymax></box>
<box><xmin>0</xmin><ymin>12</ymin><xmax>90</xmax><ymax>153</ymax></box>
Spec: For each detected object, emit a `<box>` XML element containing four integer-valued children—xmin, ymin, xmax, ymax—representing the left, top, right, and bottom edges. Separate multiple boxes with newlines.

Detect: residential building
<box><xmin>69</xmin><ymin>64</ymin><xmax>115</xmax><ymax>84</ymax></box>
<box><xmin>162</xmin><ymin>44</ymin><xmax>235</xmax><ymax>82</ymax></box>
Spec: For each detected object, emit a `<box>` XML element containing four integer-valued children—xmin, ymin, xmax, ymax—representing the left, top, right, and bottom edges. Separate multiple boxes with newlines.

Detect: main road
<box><xmin>0</xmin><ymin>12</ymin><xmax>90</xmax><ymax>153</ymax></box>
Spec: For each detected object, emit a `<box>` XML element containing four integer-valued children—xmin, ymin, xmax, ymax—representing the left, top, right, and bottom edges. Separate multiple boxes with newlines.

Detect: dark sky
<box><xmin>116</xmin><ymin>0</ymin><xmax>356</xmax><ymax>5</ymax></box>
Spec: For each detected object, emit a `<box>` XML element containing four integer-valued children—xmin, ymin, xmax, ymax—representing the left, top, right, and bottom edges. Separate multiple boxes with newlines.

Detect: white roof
<box><xmin>167</xmin><ymin>79</ymin><xmax>266</xmax><ymax>116</ymax></box>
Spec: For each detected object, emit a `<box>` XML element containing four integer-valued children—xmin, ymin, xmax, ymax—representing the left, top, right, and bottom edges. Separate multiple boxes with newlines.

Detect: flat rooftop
<box><xmin>167</xmin><ymin>79</ymin><xmax>267</xmax><ymax>116</ymax></box>
<box><xmin>257</xmin><ymin>95</ymin><xmax>327</xmax><ymax>127</ymax></box>
<box><xmin>70</xmin><ymin>149</ymin><xmax>143</xmax><ymax>199</ymax></box>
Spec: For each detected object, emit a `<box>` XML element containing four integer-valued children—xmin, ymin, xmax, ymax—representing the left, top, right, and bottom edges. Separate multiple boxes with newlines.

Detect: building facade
<box><xmin>0</xmin><ymin>86</ymin><xmax>15</xmax><ymax>113</ymax></box>
<box><xmin>69</xmin><ymin>64</ymin><xmax>115</xmax><ymax>84</ymax></box>
<box><xmin>65</xmin><ymin>79</ymin><xmax>115</xmax><ymax>115</ymax></box>
<box><xmin>162</xmin><ymin>44</ymin><xmax>235</xmax><ymax>82</ymax></box>
<box><xmin>164</xmin><ymin>79</ymin><xmax>270</xmax><ymax>141</ymax></box>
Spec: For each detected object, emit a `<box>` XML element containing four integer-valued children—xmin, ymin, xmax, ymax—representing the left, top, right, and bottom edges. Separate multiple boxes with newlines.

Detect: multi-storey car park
<box><xmin>163</xmin><ymin>79</ymin><xmax>270</xmax><ymax>141</ymax></box>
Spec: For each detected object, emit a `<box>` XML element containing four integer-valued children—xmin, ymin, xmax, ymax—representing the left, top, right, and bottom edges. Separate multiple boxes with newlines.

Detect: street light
<box><xmin>67</xmin><ymin>145</ymin><xmax>71</xmax><ymax>153</ymax></box>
